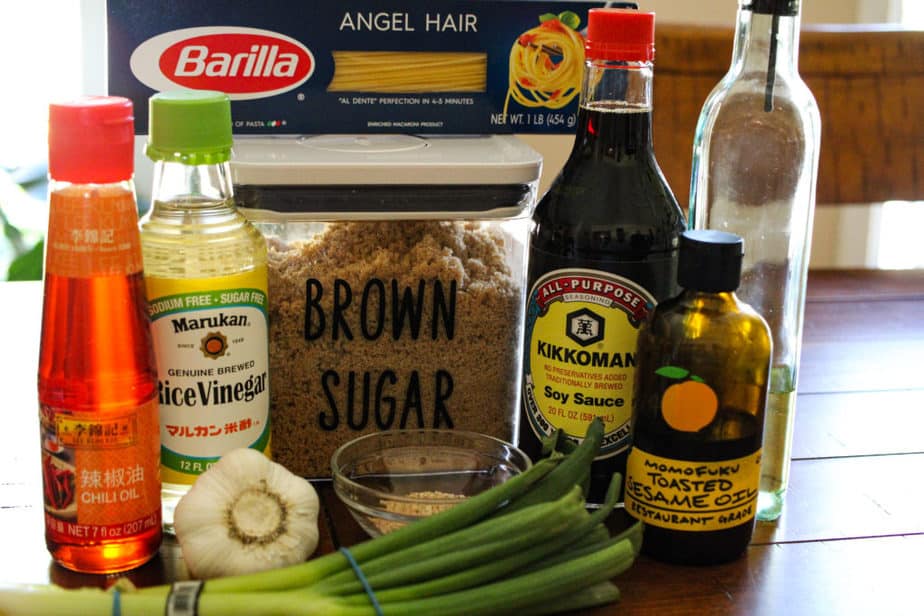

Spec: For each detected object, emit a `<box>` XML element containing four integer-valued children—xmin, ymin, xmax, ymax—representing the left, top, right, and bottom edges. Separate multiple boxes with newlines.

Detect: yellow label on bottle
<box><xmin>522</xmin><ymin>269</ymin><xmax>654</xmax><ymax>457</ymax></box>
<box><xmin>624</xmin><ymin>447</ymin><xmax>761</xmax><ymax>532</ymax></box>
<box><xmin>145</xmin><ymin>267</ymin><xmax>270</xmax><ymax>485</ymax></box>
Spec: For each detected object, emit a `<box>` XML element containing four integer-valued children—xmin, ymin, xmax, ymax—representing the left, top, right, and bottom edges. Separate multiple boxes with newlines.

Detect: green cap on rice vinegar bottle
<box><xmin>146</xmin><ymin>90</ymin><xmax>233</xmax><ymax>165</ymax></box>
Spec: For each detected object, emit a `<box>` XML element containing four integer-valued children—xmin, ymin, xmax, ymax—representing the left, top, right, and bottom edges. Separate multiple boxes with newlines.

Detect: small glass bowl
<box><xmin>331</xmin><ymin>429</ymin><xmax>531</xmax><ymax>537</ymax></box>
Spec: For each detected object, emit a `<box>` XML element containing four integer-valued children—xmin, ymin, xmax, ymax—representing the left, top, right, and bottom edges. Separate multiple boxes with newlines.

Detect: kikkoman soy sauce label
<box><xmin>624</xmin><ymin>448</ymin><xmax>761</xmax><ymax>532</ymax></box>
<box><xmin>522</xmin><ymin>269</ymin><xmax>655</xmax><ymax>457</ymax></box>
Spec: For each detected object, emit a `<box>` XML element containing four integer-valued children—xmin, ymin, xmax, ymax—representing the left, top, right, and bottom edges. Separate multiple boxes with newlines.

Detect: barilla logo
<box><xmin>129</xmin><ymin>27</ymin><xmax>314</xmax><ymax>100</ymax></box>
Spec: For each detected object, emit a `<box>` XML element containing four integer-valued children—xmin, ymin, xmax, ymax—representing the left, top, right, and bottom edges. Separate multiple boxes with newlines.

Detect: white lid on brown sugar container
<box><xmin>230</xmin><ymin>134</ymin><xmax>542</xmax><ymax>219</ymax></box>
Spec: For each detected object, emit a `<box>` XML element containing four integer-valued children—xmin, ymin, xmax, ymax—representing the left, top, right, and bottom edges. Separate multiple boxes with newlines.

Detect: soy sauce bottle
<box><xmin>625</xmin><ymin>230</ymin><xmax>771</xmax><ymax>565</ymax></box>
<box><xmin>519</xmin><ymin>8</ymin><xmax>685</xmax><ymax>502</ymax></box>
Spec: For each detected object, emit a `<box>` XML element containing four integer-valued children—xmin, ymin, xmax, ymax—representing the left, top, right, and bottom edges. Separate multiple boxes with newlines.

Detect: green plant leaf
<box><xmin>539</xmin><ymin>13</ymin><xmax>558</xmax><ymax>23</ymax></box>
<box><xmin>689</xmin><ymin>375</ymin><xmax>705</xmax><ymax>383</ymax></box>
<box><xmin>7</xmin><ymin>239</ymin><xmax>43</xmax><ymax>281</ymax></box>
<box><xmin>655</xmin><ymin>366</ymin><xmax>690</xmax><ymax>380</ymax></box>
<box><xmin>0</xmin><ymin>206</ymin><xmax>26</xmax><ymax>254</ymax></box>
<box><xmin>558</xmin><ymin>11</ymin><xmax>581</xmax><ymax>30</ymax></box>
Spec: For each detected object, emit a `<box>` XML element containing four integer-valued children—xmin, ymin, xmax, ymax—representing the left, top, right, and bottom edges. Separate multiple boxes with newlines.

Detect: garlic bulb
<box><xmin>173</xmin><ymin>448</ymin><xmax>320</xmax><ymax>578</ymax></box>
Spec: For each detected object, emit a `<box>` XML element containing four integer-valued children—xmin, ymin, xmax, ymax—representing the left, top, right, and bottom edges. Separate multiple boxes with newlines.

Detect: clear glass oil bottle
<box><xmin>689</xmin><ymin>0</ymin><xmax>820</xmax><ymax>521</ymax></box>
<box><xmin>39</xmin><ymin>97</ymin><xmax>162</xmax><ymax>573</ymax></box>
<box><xmin>625</xmin><ymin>230</ymin><xmax>771</xmax><ymax>565</ymax></box>
<box><xmin>519</xmin><ymin>8</ymin><xmax>685</xmax><ymax>502</ymax></box>
<box><xmin>139</xmin><ymin>91</ymin><xmax>270</xmax><ymax>532</ymax></box>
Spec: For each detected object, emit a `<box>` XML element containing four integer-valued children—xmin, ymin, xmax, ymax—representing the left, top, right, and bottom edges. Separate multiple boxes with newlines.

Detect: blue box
<box><xmin>107</xmin><ymin>0</ymin><xmax>605</xmax><ymax>134</ymax></box>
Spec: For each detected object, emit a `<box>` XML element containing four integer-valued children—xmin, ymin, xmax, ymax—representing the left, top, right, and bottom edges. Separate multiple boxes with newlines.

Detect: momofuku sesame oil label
<box><xmin>522</xmin><ymin>269</ymin><xmax>654</xmax><ymax>458</ymax></box>
<box><xmin>624</xmin><ymin>448</ymin><xmax>761</xmax><ymax>532</ymax></box>
<box><xmin>146</xmin><ymin>268</ymin><xmax>270</xmax><ymax>485</ymax></box>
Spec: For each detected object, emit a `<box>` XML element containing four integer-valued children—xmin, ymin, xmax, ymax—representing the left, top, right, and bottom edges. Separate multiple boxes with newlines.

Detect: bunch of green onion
<box><xmin>0</xmin><ymin>419</ymin><xmax>641</xmax><ymax>615</ymax></box>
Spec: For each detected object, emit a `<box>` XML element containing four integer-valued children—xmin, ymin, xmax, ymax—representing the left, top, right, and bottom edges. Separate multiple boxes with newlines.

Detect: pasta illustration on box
<box><xmin>505</xmin><ymin>11</ymin><xmax>586</xmax><ymax>115</ymax></box>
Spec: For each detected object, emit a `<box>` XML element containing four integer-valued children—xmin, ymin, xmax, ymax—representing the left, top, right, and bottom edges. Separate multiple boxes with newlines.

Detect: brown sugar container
<box><xmin>231</xmin><ymin>135</ymin><xmax>541</xmax><ymax>477</ymax></box>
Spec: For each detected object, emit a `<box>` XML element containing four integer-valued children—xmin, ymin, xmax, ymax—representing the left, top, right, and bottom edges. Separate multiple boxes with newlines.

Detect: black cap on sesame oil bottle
<box><xmin>518</xmin><ymin>8</ymin><xmax>686</xmax><ymax>503</ymax></box>
<box><xmin>624</xmin><ymin>230</ymin><xmax>772</xmax><ymax>565</ymax></box>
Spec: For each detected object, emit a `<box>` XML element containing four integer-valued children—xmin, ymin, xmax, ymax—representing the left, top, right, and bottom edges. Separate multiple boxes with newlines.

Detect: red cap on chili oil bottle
<box><xmin>48</xmin><ymin>96</ymin><xmax>134</xmax><ymax>184</ymax></box>
<box><xmin>585</xmin><ymin>9</ymin><xmax>655</xmax><ymax>63</ymax></box>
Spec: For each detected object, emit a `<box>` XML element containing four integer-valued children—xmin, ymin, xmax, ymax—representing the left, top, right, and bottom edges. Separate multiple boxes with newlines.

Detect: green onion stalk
<box><xmin>0</xmin><ymin>419</ymin><xmax>643</xmax><ymax>615</ymax></box>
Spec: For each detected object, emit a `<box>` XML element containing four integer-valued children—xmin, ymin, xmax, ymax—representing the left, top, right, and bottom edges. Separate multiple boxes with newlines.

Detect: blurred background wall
<box><xmin>0</xmin><ymin>0</ymin><xmax>918</xmax><ymax>275</ymax></box>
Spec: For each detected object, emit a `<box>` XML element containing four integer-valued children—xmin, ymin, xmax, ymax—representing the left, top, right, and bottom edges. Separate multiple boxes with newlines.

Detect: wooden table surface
<box><xmin>2</xmin><ymin>269</ymin><xmax>923</xmax><ymax>615</ymax></box>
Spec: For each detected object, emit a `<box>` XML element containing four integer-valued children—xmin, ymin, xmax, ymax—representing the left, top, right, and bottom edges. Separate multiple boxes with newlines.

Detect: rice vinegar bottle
<box><xmin>139</xmin><ymin>90</ymin><xmax>270</xmax><ymax>532</ymax></box>
<box><xmin>625</xmin><ymin>230</ymin><xmax>771</xmax><ymax>565</ymax></box>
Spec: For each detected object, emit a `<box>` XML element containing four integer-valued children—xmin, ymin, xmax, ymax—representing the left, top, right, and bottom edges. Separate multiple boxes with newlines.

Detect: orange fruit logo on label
<box><xmin>656</xmin><ymin>366</ymin><xmax>719</xmax><ymax>432</ymax></box>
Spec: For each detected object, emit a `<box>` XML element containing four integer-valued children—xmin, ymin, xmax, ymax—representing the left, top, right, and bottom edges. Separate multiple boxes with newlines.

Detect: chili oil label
<box><xmin>522</xmin><ymin>269</ymin><xmax>655</xmax><ymax>458</ymax></box>
<box><xmin>624</xmin><ymin>447</ymin><xmax>761</xmax><ymax>532</ymax></box>
<box><xmin>39</xmin><ymin>399</ymin><xmax>161</xmax><ymax>540</ymax></box>
<box><xmin>146</xmin><ymin>268</ymin><xmax>270</xmax><ymax>485</ymax></box>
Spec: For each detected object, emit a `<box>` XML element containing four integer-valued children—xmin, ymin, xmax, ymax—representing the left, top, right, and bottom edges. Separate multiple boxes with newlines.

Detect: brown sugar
<box><xmin>266</xmin><ymin>220</ymin><xmax>524</xmax><ymax>477</ymax></box>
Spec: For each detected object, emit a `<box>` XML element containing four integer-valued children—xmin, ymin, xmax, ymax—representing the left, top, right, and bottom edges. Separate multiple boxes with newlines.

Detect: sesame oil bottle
<box><xmin>625</xmin><ymin>230</ymin><xmax>771</xmax><ymax>565</ymax></box>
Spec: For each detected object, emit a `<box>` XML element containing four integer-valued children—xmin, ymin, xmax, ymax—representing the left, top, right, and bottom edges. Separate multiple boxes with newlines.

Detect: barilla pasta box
<box><xmin>107</xmin><ymin>0</ymin><xmax>615</xmax><ymax>134</ymax></box>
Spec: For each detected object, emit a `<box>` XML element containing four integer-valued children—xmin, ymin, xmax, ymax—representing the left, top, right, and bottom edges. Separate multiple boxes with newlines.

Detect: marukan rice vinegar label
<box><xmin>40</xmin><ymin>399</ymin><xmax>162</xmax><ymax>541</ymax></box>
<box><xmin>145</xmin><ymin>269</ymin><xmax>270</xmax><ymax>485</ymax></box>
<box><xmin>522</xmin><ymin>269</ymin><xmax>654</xmax><ymax>457</ymax></box>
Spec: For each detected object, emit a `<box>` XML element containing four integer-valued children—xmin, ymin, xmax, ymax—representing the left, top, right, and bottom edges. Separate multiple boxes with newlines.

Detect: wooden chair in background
<box><xmin>653</xmin><ymin>24</ymin><xmax>924</xmax><ymax>208</ymax></box>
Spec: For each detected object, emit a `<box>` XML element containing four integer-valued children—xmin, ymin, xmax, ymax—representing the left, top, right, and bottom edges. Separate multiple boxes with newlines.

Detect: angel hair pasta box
<box><xmin>107</xmin><ymin>0</ymin><xmax>609</xmax><ymax>134</ymax></box>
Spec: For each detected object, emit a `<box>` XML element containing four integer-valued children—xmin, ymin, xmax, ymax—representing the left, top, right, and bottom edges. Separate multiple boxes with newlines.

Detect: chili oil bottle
<box><xmin>519</xmin><ymin>8</ymin><xmax>685</xmax><ymax>501</ymax></box>
<box><xmin>39</xmin><ymin>97</ymin><xmax>162</xmax><ymax>572</ymax></box>
<box><xmin>140</xmin><ymin>91</ymin><xmax>270</xmax><ymax>533</ymax></box>
<box><xmin>624</xmin><ymin>230</ymin><xmax>771</xmax><ymax>565</ymax></box>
